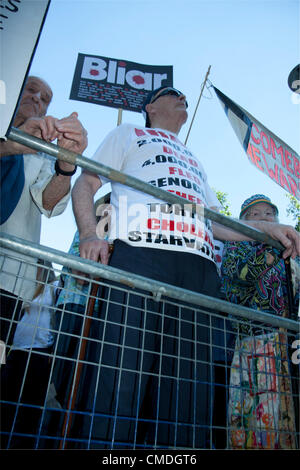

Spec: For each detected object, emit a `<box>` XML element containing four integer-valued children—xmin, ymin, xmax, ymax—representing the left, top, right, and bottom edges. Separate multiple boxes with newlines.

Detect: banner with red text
<box><xmin>70</xmin><ymin>53</ymin><xmax>173</xmax><ymax>113</ymax></box>
<box><xmin>0</xmin><ymin>0</ymin><xmax>51</xmax><ymax>138</ymax></box>
<box><xmin>213</xmin><ymin>86</ymin><xmax>299</xmax><ymax>200</ymax></box>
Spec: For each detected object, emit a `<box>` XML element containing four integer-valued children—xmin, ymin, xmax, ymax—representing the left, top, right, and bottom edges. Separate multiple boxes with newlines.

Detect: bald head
<box><xmin>14</xmin><ymin>76</ymin><xmax>53</xmax><ymax>126</ymax></box>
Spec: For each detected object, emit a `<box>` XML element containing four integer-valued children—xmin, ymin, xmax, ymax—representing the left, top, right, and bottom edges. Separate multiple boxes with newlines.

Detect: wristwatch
<box><xmin>55</xmin><ymin>160</ymin><xmax>77</xmax><ymax>176</ymax></box>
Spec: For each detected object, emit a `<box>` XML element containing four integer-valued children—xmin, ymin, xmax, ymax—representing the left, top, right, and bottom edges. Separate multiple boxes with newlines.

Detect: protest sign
<box><xmin>0</xmin><ymin>0</ymin><xmax>50</xmax><ymax>138</ymax></box>
<box><xmin>70</xmin><ymin>53</ymin><xmax>173</xmax><ymax>113</ymax></box>
<box><xmin>214</xmin><ymin>87</ymin><xmax>299</xmax><ymax>199</ymax></box>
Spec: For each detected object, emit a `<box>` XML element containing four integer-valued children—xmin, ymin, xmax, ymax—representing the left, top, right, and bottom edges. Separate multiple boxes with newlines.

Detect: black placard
<box><xmin>70</xmin><ymin>53</ymin><xmax>173</xmax><ymax>113</ymax></box>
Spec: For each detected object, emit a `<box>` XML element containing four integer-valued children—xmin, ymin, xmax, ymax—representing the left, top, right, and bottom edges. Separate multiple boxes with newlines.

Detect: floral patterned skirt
<box><xmin>228</xmin><ymin>332</ymin><xmax>297</xmax><ymax>449</ymax></box>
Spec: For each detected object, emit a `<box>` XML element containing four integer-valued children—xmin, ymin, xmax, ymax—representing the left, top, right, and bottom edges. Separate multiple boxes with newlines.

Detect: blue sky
<box><xmin>27</xmin><ymin>0</ymin><xmax>299</xmax><ymax>253</ymax></box>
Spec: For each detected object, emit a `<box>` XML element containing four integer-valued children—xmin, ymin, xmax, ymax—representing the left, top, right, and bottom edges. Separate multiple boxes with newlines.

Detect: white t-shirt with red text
<box><xmin>92</xmin><ymin>123</ymin><xmax>221</xmax><ymax>264</ymax></box>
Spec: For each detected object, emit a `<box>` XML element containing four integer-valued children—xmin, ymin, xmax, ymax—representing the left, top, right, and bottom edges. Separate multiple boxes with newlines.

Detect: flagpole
<box><xmin>117</xmin><ymin>108</ymin><xmax>123</xmax><ymax>126</ymax></box>
<box><xmin>184</xmin><ymin>65</ymin><xmax>211</xmax><ymax>145</ymax></box>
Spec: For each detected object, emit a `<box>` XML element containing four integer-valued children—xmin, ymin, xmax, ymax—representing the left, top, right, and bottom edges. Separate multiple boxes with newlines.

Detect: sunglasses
<box><xmin>150</xmin><ymin>87</ymin><xmax>188</xmax><ymax>108</ymax></box>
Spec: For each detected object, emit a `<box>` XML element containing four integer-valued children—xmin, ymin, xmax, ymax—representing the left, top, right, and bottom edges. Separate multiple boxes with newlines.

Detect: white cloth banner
<box><xmin>0</xmin><ymin>0</ymin><xmax>50</xmax><ymax>138</ymax></box>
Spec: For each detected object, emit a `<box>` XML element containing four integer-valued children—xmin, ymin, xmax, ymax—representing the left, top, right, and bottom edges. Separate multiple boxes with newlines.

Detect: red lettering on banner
<box><xmin>249</xmin><ymin>124</ymin><xmax>299</xmax><ymax>196</ymax></box>
<box><xmin>261</xmin><ymin>132</ymin><xmax>271</xmax><ymax>154</ymax></box>
<box><xmin>262</xmin><ymin>154</ymin><xmax>279</xmax><ymax>183</ymax></box>
<box><xmin>135</xmin><ymin>128</ymin><xmax>146</xmax><ymax>136</ymax></box>
<box><xmin>252</xmin><ymin>146</ymin><xmax>264</xmax><ymax>172</ymax></box>
<box><xmin>287</xmin><ymin>175</ymin><xmax>298</xmax><ymax>197</ymax></box>
<box><xmin>251</xmin><ymin>123</ymin><xmax>260</xmax><ymax>144</ymax></box>
<box><xmin>294</xmin><ymin>156</ymin><xmax>300</xmax><ymax>178</ymax></box>
<box><xmin>270</xmin><ymin>138</ymin><xmax>285</xmax><ymax>166</ymax></box>
<box><xmin>284</xmin><ymin>150</ymin><xmax>293</xmax><ymax>174</ymax></box>
<box><xmin>247</xmin><ymin>143</ymin><xmax>255</xmax><ymax>163</ymax></box>
<box><xmin>280</xmin><ymin>168</ymin><xmax>291</xmax><ymax>192</ymax></box>
<box><xmin>248</xmin><ymin>144</ymin><xmax>264</xmax><ymax>172</ymax></box>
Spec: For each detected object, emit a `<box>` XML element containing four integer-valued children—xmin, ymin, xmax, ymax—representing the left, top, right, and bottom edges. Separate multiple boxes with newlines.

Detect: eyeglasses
<box><xmin>150</xmin><ymin>87</ymin><xmax>188</xmax><ymax>108</ymax></box>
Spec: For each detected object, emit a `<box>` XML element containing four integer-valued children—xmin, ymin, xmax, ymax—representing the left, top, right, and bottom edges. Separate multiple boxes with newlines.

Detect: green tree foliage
<box><xmin>286</xmin><ymin>194</ymin><xmax>300</xmax><ymax>232</ymax></box>
<box><xmin>213</xmin><ymin>189</ymin><xmax>232</xmax><ymax>217</ymax></box>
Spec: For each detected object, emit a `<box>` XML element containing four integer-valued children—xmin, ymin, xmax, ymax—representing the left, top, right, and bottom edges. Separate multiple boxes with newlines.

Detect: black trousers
<box><xmin>49</xmin><ymin>241</ymin><xmax>221</xmax><ymax>449</ymax></box>
<box><xmin>0</xmin><ymin>289</ymin><xmax>23</xmax><ymax>345</ymax></box>
<box><xmin>1</xmin><ymin>348</ymin><xmax>52</xmax><ymax>449</ymax></box>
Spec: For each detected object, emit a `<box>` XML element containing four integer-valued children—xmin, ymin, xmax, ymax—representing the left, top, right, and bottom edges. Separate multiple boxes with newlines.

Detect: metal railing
<box><xmin>0</xmin><ymin>130</ymin><xmax>299</xmax><ymax>450</ymax></box>
<box><xmin>0</xmin><ymin>236</ymin><xmax>299</xmax><ymax>450</ymax></box>
<box><xmin>0</xmin><ymin>233</ymin><xmax>298</xmax><ymax>332</ymax></box>
<box><xmin>7</xmin><ymin>127</ymin><xmax>285</xmax><ymax>250</ymax></box>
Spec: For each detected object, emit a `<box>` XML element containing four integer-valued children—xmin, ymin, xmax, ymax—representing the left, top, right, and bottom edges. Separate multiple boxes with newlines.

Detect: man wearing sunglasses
<box><xmin>70</xmin><ymin>86</ymin><xmax>300</xmax><ymax>449</ymax></box>
<box><xmin>143</xmin><ymin>86</ymin><xmax>189</xmax><ymax>129</ymax></box>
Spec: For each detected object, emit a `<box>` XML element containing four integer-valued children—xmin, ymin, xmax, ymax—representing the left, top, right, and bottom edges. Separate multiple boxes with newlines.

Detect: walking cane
<box><xmin>58</xmin><ymin>196</ymin><xmax>112</xmax><ymax>448</ymax></box>
<box><xmin>59</xmin><ymin>278</ymin><xmax>101</xmax><ymax>449</ymax></box>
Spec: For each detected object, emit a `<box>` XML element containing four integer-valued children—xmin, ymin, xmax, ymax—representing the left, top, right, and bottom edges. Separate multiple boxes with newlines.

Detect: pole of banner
<box><xmin>184</xmin><ymin>65</ymin><xmax>211</xmax><ymax>146</ymax></box>
<box><xmin>117</xmin><ymin>108</ymin><xmax>123</xmax><ymax>126</ymax></box>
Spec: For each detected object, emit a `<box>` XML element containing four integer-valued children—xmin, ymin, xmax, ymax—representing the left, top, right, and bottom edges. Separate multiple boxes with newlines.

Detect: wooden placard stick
<box><xmin>117</xmin><ymin>108</ymin><xmax>123</xmax><ymax>126</ymax></box>
<box><xmin>184</xmin><ymin>65</ymin><xmax>211</xmax><ymax>146</ymax></box>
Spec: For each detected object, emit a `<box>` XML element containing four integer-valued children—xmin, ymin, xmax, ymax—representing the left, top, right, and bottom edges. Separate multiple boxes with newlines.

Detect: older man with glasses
<box><xmin>68</xmin><ymin>86</ymin><xmax>300</xmax><ymax>449</ymax></box>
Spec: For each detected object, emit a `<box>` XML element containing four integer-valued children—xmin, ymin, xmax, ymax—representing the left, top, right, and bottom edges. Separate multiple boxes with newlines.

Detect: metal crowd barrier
<box><xmin>0</xmin><ymin>130</ymin><xmax>299</xmax><ymax>450</ymax></box>
<box><xmin>0</xmin><ymin>236</ymin><xmax>299</xmax><ymax>450</ymax></box>
<box><xmin>6</xmin><ymin>127</ymin><xmax>286</xmax><ymax>250</ymax></box>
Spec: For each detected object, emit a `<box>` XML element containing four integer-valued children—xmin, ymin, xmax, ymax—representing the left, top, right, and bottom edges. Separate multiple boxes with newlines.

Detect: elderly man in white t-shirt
<box><xmin>68</xmin><ymin>86</ymin><xmax>299</xmax><ymax>449</ymax></box>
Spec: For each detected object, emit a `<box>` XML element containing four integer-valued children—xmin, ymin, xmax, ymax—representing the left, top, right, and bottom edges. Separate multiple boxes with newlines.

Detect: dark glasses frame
<box><xmin>150</xmin><ymin>87</ymin><xmax>188</xmax><ymax>108</ymax></box>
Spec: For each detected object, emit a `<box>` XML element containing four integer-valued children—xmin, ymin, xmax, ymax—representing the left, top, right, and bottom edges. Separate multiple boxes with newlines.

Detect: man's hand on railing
<box><xmin>2</xmin><ymin>113</ymin><xmax>87</xmax><ymax>158</ymax></box>
<box><xmin>79</xmin><ymin>236</ymin><xmax>110</xmax><ymax>265</ymax></box>
<box><xmin>56</xmin><ymin>112</ymin><xmax>88</xmax><ymax>155</ymax></box>
<box><xmin>71</xmin><ymin>237</ymin><xmax>111</xmax><ymax>286</ymax></box>
<box><xmin>1</xmin><ymin>116</ymin><xmax>57</xmax><ymax>156</ymax></box>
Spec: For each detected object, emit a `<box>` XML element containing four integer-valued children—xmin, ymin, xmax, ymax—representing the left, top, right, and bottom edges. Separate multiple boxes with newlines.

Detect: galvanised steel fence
<box><xmin>0</xmin><ymin>129</ymin><xmax>299</xmax><ymax>450</ymax></box>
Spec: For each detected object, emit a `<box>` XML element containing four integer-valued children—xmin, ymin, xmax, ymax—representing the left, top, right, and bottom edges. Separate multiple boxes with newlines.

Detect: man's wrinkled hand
<box><xmin>56</xmin><ymin>112</ymin><xmax>88</xmax><ymax>154</ymax></box>
<box><xmin>14</xmin><ymin>115</ymin><xmax>60</xmax><ymax>154</ymax></box>
<box><xmin>73</xmin><ymin>237</ymin><xmax>110</xmax><ymax>286</ymax></box>
<box><xmin>79</xmin><ymin>236</ymin><xmax>110</xmax><ymax>264</ymax></box>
